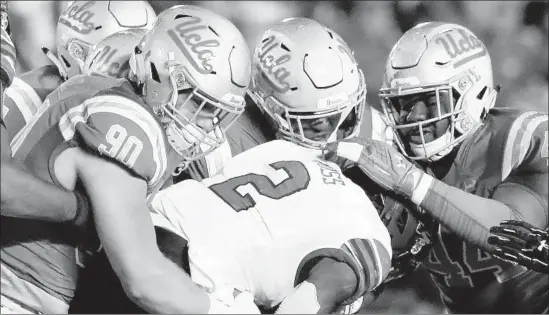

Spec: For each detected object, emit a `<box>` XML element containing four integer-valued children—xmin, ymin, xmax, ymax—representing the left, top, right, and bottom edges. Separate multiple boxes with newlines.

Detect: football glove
<box><xmin>208</xmin><ymin>291</ymin><xmax>260</xmax><ymax>314</ymax></box>
<box><xmin>488</xmin><ymin>220</ymin><xmax>548</xmax><ymax>274</ymax></box>
<box><xmin>326</xmin><ymin>138</ymin><xmax>433</xmax><ymax>205</ymax></box>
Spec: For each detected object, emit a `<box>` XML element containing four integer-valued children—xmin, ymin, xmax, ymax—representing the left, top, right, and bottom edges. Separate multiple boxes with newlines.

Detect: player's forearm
<box><xmin>0</xmin><ymin>158</ymin><xmax>84</xmax><ymax>223</ymax></box>
<box><xmin>418</xmin><ymin>177</ymin><xmax>526</xmax><ymax>251</ymax></box>
<box><xmin>123</xmin><ymin>253</ymin><xmax>210</xmax><ymax>314</ymax></box>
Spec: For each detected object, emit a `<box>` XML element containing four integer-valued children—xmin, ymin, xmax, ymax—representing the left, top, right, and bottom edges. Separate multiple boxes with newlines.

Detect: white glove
<box><xmin>327</xmin><ymin>138</ymin><xmax>433</xmax><ymax>205</ymax></box>
<box><xmin>207</xmin><ymin>291</ymin><xmax>260</xmax><ymax>314</ymax></box>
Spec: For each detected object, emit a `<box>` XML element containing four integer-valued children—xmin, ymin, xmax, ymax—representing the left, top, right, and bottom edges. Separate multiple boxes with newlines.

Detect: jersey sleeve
<box><xmin>0</xmin><ymin>27</ymin><xmax>16</xmax><ymax>87</ymax></box>
<box><xmin>2</xmin><ymin>77</ymin><xmax>46</xmax><ymax>141</ymax></box>
<box><xmin>501</xmin><ymin>111</ymin><xmax>548</xmax><ymax>178</ymax></box>
<box><xmin>61</xmin><ymin>94</ymin><xmax>168</xmax><ymax>188</ymax></box>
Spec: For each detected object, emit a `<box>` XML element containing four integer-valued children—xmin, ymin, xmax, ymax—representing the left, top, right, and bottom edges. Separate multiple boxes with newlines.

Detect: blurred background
<box><xmin>5</xmin><ymin>1</ymin><xmax>548</xmax><ymax>313</ymax></box>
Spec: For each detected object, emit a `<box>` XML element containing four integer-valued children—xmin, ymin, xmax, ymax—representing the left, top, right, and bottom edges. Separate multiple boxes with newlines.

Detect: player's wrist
<box><xmin>399</xmin><ymin>168</ymin><xmax>433</xmax><ymax>205</ymax></box>
<box><xmin>71</xmin><ymin>190</ymin><xmax>91</xmax><ymax>228</ymax></box>
<box><xmin>409</xmin><ymin>172</ymin><xmax>434</xmax><ymax>205</ymax></box>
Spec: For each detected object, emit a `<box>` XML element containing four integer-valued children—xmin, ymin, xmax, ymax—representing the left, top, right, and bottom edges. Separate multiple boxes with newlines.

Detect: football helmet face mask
<box><xmin>83</xmin><ymin>28</ymin><xmax>147</xmax><ymax>78</ymax></box>
<box><xmin>129</xmin><ymin>5</ymin><xmax>251</xmax><ymax>163</ymax></box>
<box><xmin>45</xmin><ymin>1</ymin><xmax>156</xmax><ymax>80</ymax></box>
<box><xmin>248</xmin><ymin>17</ymin><xmax>366</xmax><ymax>150</ymax></box>
<box><xmin>379</xmin><ymin>22</ymin><xmax>499</xmax><ymax>162</ymax></box>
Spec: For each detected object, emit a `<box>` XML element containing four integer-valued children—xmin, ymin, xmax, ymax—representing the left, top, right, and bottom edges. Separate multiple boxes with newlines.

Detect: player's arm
<box><xmin>333</xmin><ymin>114</ymin><xmax>548</xmax><ymax>252</ymax></box>
<box><xmin>1</xmin><ymin>110</ymin><xmax>88</xmax><ymax>225</ymax></box>
<box><xmin>415</xmin><ymin>115</ymin><xmax>549</xmax><ymax>250</ymax></box>
<box><xmin>72</xmin><ymin>147</ymin><xmax>215</xmax><ymax>313</ymax></box>
<box><xmin>415</xmin><ymin>174</ymin><xmax>548</xmax><ymax>251</ymax></box>
<box><xmin>278</xmin><ymin>240</ymin><xmax>391</xmax><ymax>314</ymax></box>
<box><xmin>0</xmin><ymin>153</ymin><xmax>88</xmax><ymax>226</ymax></box>
<box><xmin>278</xmin><ymin>220</ymin><xmax>391</xmax><ymax>315</ymax></box>
<box><xmin>70</xmin><ymin>96</ymin><xmax>258</xmax><ymax>314</ymax></box>
<box><xmin>1</xmin><ymin>106</ymin><xmax>87</xmax><ymax>226</ymax></box>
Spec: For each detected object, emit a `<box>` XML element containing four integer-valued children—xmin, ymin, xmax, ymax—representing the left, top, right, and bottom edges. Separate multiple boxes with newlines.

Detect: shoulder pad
<box><xmin>62</xmin><ymin>94</ymin><xmax>168</xmax><ymax>187</ymax></box>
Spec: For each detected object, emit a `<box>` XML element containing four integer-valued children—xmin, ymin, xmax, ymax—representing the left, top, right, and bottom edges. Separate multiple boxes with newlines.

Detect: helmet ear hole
<box><xmin>150</xmin><ymin>62</ymin><xmax>161</xmax><ymax>83</ymax></box>
<box><xmin>476</xmin><ymin>86</ymin><xmax>488</xmax><ymax>100</ymax></box>
<box><xmin>60</xmin><ymin>55</ymin><xmax>71</xmax><ymax>68</ymax></box>
<box><xmin>480</xmin><ymin>107</ymin><xmax>488</xmax><ymax>122</ymax></box>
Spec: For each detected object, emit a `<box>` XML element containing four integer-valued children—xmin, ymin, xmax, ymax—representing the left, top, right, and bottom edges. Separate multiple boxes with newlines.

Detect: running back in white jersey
<box><xmin>150</xmin><ymin>140</ymin><xmax>391</xmax><ymax>308</ymax></box>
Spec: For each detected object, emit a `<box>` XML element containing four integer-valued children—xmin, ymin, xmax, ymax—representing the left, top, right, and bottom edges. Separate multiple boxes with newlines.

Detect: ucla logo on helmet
<box><xmin>257</xmin><ymin>35</ymin><xmax>292</xmax><ymax>94</ymax></box>
<box><xmin>434</xmin><ymin>29</ymin><xmax>487</xmax><ymax>69</ymax></box>
<box><xmin>167</xmin><ymin>15</ymin><xmax>220</xmax><ymax>75</ymax></box>
<box><xmin>59</xmin><ymin>1</ymin><xmax>97</xmax><ymax>35</ymax></box>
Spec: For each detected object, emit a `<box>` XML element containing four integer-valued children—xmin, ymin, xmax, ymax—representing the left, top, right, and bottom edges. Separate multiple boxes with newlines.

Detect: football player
<box><xmin>1</xmin><ymin>1</ymin><xmax>155</xmax><ymax>233</ymax></box>
<box><xmin>489</xmin><ymin>220</ymin><xmax>549</xmax><ymax>274</ymax></box>
<box><xmin>2</xmin><ymin>5</ymin><xmax>252</xmax><ymax>314</ymax></box>
<box><xmin>150</xmin><ymin>139</ymin><xmax>392</xmax><ymax>314</ymax></box>
<box><xmin>331</xmin><ymin>21</ymin><xmax>549</xmax><ymax>313</ymax></box>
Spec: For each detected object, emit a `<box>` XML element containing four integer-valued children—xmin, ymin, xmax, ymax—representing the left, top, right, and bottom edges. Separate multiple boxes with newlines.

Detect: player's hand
<box><xmin>208</xmin><ymin>291</ymin><xmax>260</xmax><ymax>314</ymax></box>
<box><xmin>488</xmin><ymin>220</ymin><xmax>549</xmax><ymax>274</ymax></box>
<box><xmin>325</xmin><ymin>138</ymin><xmax>431</xmax><ymax>204</ymax></box>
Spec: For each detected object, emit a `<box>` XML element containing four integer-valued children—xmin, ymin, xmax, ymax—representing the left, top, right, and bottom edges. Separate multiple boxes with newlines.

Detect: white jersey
<box><xmin>151</xmin><ymin>140</ymin><xmax>391</xmax><ymax>308</ymax></box>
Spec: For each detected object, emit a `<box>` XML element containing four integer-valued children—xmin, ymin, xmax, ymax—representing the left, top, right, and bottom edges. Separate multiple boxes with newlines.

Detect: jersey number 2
<box><xmin>209</xmin><ymin>160</ymin><xmax>311</xmax><ymax>212</ymax></box>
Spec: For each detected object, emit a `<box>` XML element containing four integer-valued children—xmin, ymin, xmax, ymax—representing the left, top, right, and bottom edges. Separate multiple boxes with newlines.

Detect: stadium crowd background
<box><xmin>5</xmin><ymin>1</ymin><xmax>548</xmax><ymax>313</ymax></box>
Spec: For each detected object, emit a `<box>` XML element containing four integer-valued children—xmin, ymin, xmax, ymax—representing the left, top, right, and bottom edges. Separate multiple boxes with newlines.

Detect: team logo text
<box><xmin>258</xmin><ymin>35</ymin><xmax>292</xmax><ymax>93</ymax></box>
<box><xmin>167</xmin><ymin>16</ymin><xmax>220</xmax><ymax>74</ymax></box>
<box><xmin>58</xmin><ymin>1</ymin><xmax>97</xmax><ymax>35</ymax></box>
<box><xmin>435</xmin><ymin>29</ymin><xmax>487</xmax><ymax>68</ymax></box>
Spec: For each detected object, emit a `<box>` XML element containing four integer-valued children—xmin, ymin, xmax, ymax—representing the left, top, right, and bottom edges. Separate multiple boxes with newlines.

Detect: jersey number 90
<box><xmin>98</xmin><ymin>124</ymin><xmax>143</xmax><ymax>168</ymax></box>
<box><xmin>209</xmin><ymin>160</ymin><xmax>311</xmax><ymax>212</ymax></box>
